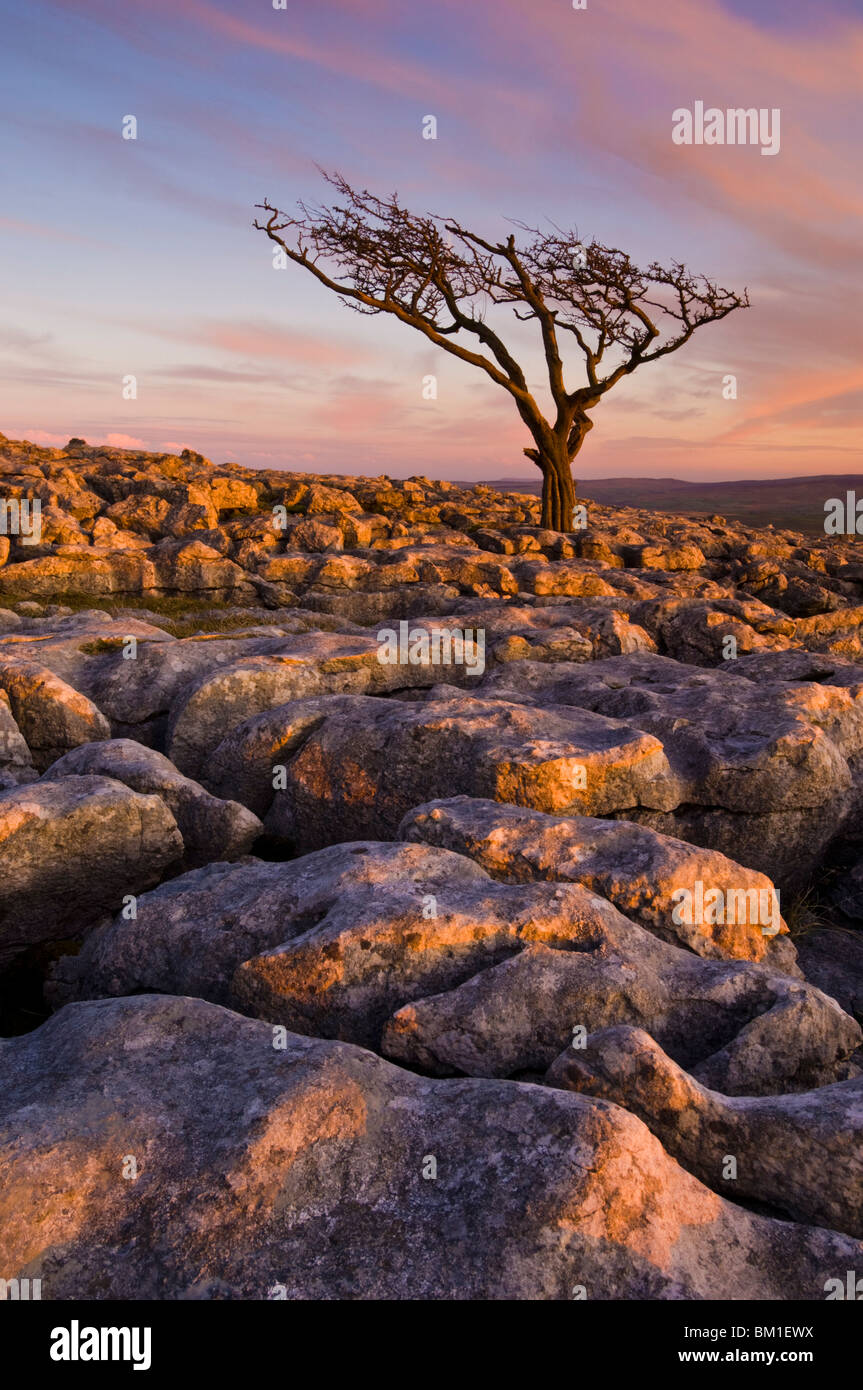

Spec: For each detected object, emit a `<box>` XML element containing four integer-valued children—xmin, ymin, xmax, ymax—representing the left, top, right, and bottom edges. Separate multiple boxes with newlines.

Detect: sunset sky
<box><xmin>1</xmin><ymin>0</ymin><xmax>861</xmax><ymax>481</ymax></box>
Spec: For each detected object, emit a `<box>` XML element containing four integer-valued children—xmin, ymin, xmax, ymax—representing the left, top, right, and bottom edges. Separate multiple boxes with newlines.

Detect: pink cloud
<box><xmin>202</xmin><ymin>322</ymin><xmax>357</xmax><ymax>366</ymax></box>
<box><xmin>145</xmin><ymin>319</ymin><xmax>366</xmax><ymax>368</ymax></box>
<box><xmin>0</xmin><ymin>217</ymin><xmax>104</xmax><ymax>247</ymax></box>
<box><xmin>185</xmin><ymin>1</ymin><xmax>479</xmax><ymax>105</ymax></box>
<box><xmin>511</xmin><ymin>0</ymin><xmax>863</xmax><ymax>275</ymax></box>
<box><xmin>179</xmin><ymin>0</ymin><xmax>548</xmax><ymax>160</ymax></box>
<box><xmin>716</xmin><ymin>367</ymin><xmax>863</xmax><ymax>446</ymax></box>
<box><xmin>19</xmin><ymin>429</ymin><xmax>68</xmax><ymax>446</ymax></box>
<box><xmin>101</xmin><ymin>433</ymin><xmax>147</xmax><ymax>449</ymax></box>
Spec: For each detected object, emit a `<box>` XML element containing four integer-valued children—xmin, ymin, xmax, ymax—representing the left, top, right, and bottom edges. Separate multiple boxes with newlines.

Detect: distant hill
<box><xmin>474</xmin><ymin>474</ymin><xmax>863</xmax><ymax>535</ymax></box>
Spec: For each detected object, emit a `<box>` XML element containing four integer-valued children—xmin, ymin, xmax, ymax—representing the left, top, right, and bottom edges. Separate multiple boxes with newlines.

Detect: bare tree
<box><xmin>255</xmin><ymin>174</ymin><xmax>748</xmax><ymax>532</ymax></box>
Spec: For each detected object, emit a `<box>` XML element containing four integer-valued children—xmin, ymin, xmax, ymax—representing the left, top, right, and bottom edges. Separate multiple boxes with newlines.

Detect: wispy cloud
<box><xmin>4</xmin><ymin>0</ymin><xmax>861</xmax><ymax>479</ymax></box>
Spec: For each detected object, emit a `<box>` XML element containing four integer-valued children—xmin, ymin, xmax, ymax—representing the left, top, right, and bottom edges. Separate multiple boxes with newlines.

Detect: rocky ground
<box><xmin>1</xmin><ymin>430</ymin><xmax>862</xmax><ymax>1300</ymax></box>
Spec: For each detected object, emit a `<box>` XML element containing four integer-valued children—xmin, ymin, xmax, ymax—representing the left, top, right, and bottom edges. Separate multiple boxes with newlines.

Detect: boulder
<box><xmin>382</xmin><ymin>925</ymin><xmax>859</xmax><ymax>1093</ymax></box>
<box><xmin>262</xmin><ymin>695</ymin><xmax>680</xmax><ymax>853</ymax></box>
<box><xmin>41</xmin><ymin>740</ymin><xmax>262</xmax><ymax>867</ymax></box>
<box><xmin>0</xmin><ymin>688</ymin><xmax>34</xmax><ymax>779</ymax></box>
<box><xmin>203</xmin><ymin>694</ymin><xmax>361</xmax><ymax>816</ymax></box>
<box><xmin>0</xmin><ymin>657</ymin><xmax>110</xmax><ymax>769</ymax></box>
<box><xmin>401</xmin><ymin>796</ymin><xmax>795</xmax><ymax>966</ymax></box>
<box><xmin>0</xmin><ymin>776</ymin><xmax>183</xmax><ymax>966</ymax></box>
<box><xmin>291</xmin><ymin>519</ymin><xmax>344</xmax><ymax>552</ymax></box>
<box><xmin>1</xmin><ymin>994</ymin><xmax>859</xmax><ymax>1300</ymax></box>
<box><xmin>166</xmin><ymin>633</ymin><xmax>479</xmax><ymax>778</ymax></box>
<box><xmin>47</xmin><ymin>841</ymin><xmax>491</xmax><ymax>1010</ymax></box>
<box><xmin>547</xmin><ymin>1025</ymin><xmax>863</xmax><ymax>1238</ymax></box>
<box><xmin>478</xmin><ymin>651</ymin><xmax>861</xmax><ymax>887</ymax></box>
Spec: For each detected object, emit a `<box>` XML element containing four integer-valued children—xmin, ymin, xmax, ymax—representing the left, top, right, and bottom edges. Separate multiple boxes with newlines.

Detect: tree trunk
<box><xmin>539</xmin><ymin>452</ymin><xmax>576</xmax><ymax>532</ymax></box>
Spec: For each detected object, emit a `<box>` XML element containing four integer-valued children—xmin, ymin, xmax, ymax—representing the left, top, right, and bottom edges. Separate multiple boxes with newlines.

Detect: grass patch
<box><xmin>10</xmin><ymin>591</ymin><xmax>281</xmax><ymax>638</ymax></box>
<box><xmin>11</xmin><ymin>590</ymin><xmax>247</xmax><ymax>617</ymax></box>
<box><xmin>7</xmin><ymin>591</ymin><xmax>118</xmax><ymax>614</ymax></box>
<box><xmin>784</xmin><ymin>884</ymin><xmax>839</xmax><ymax>940</ymax></box>
<box><xmin>156</xmin><ymin>611</ymin><xmax>281</xmax><ymax>638</ymax></box>
<box><xmin>78</xmin><ymin>637</ymin><xmax>129</xmax><ymax>654</ymax></box>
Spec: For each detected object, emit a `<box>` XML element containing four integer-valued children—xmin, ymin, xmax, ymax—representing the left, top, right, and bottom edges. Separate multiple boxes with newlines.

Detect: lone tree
<box><xmin>255</xmin><ymin>174</ymin><xmax>748</xmax><ymax>531</ymax></box>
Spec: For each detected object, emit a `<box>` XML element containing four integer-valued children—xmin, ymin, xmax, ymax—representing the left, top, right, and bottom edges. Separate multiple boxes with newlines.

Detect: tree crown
<box><xmin>254</xmin><ymin>171</ymin><xmax>749</xmax><ymax>418</ymax></box>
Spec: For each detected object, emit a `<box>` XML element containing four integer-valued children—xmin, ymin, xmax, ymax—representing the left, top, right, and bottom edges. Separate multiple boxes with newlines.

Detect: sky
<box><xmin>0</xmin><ymin>0</ymin><xmax>861</xmax><ymax>482</ymax></box>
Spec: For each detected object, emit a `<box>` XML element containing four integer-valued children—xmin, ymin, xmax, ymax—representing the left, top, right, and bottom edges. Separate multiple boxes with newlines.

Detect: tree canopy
<box><xmin>255</xmin><ymin>173</ymin><xmax>749</xmax><ymax>530</ymax></box>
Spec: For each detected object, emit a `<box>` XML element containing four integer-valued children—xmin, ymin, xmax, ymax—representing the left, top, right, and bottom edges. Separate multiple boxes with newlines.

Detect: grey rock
<box><xmin>42</xmin><ymin>739</ymin><xmax>262</xmax><ymax>868</ymax></box>
<box><xmin>0</xmin><ymin>775</ymin><xmax>183</xmax><ymax>965</ymax></box>
<box><xmin>0</xmin><ymin>657</ymin><xmax>110</xmax><ymax>769</ymax></box>
<box><xmin>547</xmin><ymin>1024</ymin><xmax>863</xmax><ymax>1237</ymax></box>
<box><xmin>382</xmin><ymin>921</ymin><xmax>858</xmax><ymax>1094</ymax></box>
<box><xmin>401</xmin><ymin>796</ymin><xmax>797</xmax><ymax>967</ymax></box>
<box><xmin>47</xmin><ymin>841</ymin><xmax>489</xmax><ymax>1011</ymax></box>
<box><xmin>262</xmin><ymin>694</ymin><xmax>680</xmax><ymax>853</ymax></box>
<box><xmin>1</xmin><ymin>994</ymin><xmax>859</xmax><ymax>1300</ymax></box>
